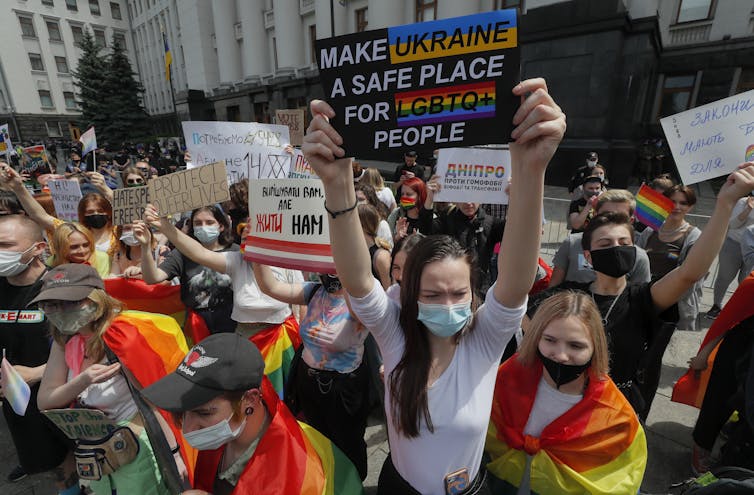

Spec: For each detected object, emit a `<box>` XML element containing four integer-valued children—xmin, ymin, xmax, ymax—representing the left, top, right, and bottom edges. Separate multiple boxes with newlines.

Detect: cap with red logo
<box><xmin>142</xmin><ymin>333</ymin><xmax>264</xmax><ymax>412</ymax></box>
<box><xmin>28</xmin><ymin>263</ymin><xmax>104</xmax><ymax>306</ymax></box>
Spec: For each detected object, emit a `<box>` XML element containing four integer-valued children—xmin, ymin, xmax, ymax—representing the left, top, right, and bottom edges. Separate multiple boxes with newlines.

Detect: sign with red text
<box><xmin>244</xmin><ymin>179</ymin><xmax>335</xmax><ymax>274</ymax></box>
<box><xmin>315</xmin><ymin>9</ymin><xmax>519</xmax><ymax>161</ymax></box>
<box><xmin>661</xmin><ymin>89</ymin><xmax>754</xmax><ymax>185</ymax></box>
<box><xmin>147</xmin><ymin>161</ymin><xmax>229</xmax><ymax>216</ymax></box>
<box><xmin>275</xmin><ymin>109</ymin><xmax>306</xmax><ymax>146</ymax></box>
<box><xmin>48</xmin><ymin>179</ymin><xmax>83</xmax><ymax>221</ymax></box>
<box><xmin>434</xmin><ymin>147</ymin><xmax>510</xmax><ymax>204</ymax></box>
<box><xmin>287</xmin><ymin>149</ymin><xmax>318</xmax><ymax>179</ymax></box>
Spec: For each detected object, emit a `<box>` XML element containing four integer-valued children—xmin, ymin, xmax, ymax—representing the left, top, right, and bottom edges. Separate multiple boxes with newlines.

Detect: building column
<box><xmin>212</xmin><ymin>1</ymin><xmax>241</xmax><ymax>83</ymax></box>
<box><xmin>239</xmin><ymin>0</ymin><xmax>270</xmax><ymax>77</ymax></box>
<box><xmin>273</xmin><ymin>0</ymin><xmax>304</xmax><ymax>70</ymax></box>
<box><xmin>368</xmin><ymin>0</ymin><xmax>405</xmax><ymax>30</ymax></box>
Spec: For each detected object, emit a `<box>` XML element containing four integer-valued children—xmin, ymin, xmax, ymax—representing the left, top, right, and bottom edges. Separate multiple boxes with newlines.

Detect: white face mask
<box><xmin>183</xmin><ymin>413</ymin><xmax>245</xmax><ymax>451</ymax></box>
<box><xmin>0</xmin><ymin>245</ymin><xmax>36</xmax><ymax>277</ymax></box>
<box><xmin>119</xmin><ymin>232</ymin><xmax>140</xmax><ymax>247</ymax></box>
<box><xmin>587</xmin><ymin>159</ymin><xmax>598</xmax><ymax>168</ymax></box>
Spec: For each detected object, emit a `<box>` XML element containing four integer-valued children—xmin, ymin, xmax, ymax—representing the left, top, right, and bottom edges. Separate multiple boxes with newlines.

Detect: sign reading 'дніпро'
<box><xmin>315</xmin><ymin>9</ymin><xmax>520</xmax><ymax>160</ymax></box>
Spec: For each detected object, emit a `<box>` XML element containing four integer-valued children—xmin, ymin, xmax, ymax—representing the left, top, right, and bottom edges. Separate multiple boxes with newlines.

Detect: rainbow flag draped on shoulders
<box><xmin>635</xmin><ymin>184</ymin><xmax>674</xmax><ymax>231</ymax></box>
<box><xmin>194</xmin><ymin>377</ymin><xmax>363</xmax><ymax>495</ymax></box>
<box><xmin>247</xmin><ymin>315</ymin><xmax>302</xmax><ymax>399</ymax></box>
<box><xmin>486</xmin><ymin>356</ymin><xmax>646</xmax><ymax>495</ymax></box>
<box><xmin>103</xmin><ymin>311</ymin><xmax>197</xmax><ymax>482</ymax></box>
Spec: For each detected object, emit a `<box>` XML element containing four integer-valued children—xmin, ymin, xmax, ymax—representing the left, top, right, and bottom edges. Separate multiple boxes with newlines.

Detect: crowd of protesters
<box><xmin>0</xmin><ymin>77</ymin><xmax>753</xmax><ymax>495</ymax></box>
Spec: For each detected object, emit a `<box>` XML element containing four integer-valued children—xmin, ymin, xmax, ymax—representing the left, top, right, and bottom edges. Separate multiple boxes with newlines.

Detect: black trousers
<box><xmin>693</xmin><ymin>324</ymin><xmax>753</xmax><ymax>450</ymax></box>
<box><xmin>377</xmin><ymin>454</ymin><xmax>491</xmax><ymax>495</ymax></box>
<box><xmin>294</xmin><ymin>357</ymin><xmax>369</xmax><ymax>480</ymax></box>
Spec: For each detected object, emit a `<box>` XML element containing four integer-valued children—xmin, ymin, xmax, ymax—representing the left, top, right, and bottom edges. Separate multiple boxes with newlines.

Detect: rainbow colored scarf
<box><xmin>486</xmin><ymin>356</ymin><xmax>646</xmax><ymax>494</ymax></box>
<box><xmin>194</xmin><ymin>378</ymin><xmax>363</xmax><ymax>495</ymax></box>
<box><xmin>248</xmin><ymin>315</ymin><xmax>302</xmax><ymax>399</ymax></box>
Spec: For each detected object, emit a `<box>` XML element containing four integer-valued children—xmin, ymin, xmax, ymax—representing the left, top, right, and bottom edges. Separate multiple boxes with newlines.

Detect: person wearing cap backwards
<box><xmin>35</xmin><ymin>263</ymin><xmax>189</xmax><ymax>495</ymax></box>
<box><xmin>567</xmin><ymin>175</ymin><xmax>604</xmax><ymax>233</ymax></box>
<box><xmin>143</xmin><ymin>333</ymin><xmax>364</xmax><ymax>495</ymax></box>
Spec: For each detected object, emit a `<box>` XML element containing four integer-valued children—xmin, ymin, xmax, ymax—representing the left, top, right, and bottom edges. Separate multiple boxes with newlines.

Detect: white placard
<box><xmin>660</xmin><ymin>89</ymin><xmax>754</xmax><ymax>185</ymax></box>
<box><xmin>433</xmin><ymin>147</ymin><xmax>510</xmax><ymax>204</ymax></box>
<box><xmin>182</xmin><ymin>121</ymin><xmax>291</xmax><ymax>184</ymax></box>
<box><xmin>48</xmin><ymin>179</ymin><xmax>83</xmax><ymax>222</ymax></box>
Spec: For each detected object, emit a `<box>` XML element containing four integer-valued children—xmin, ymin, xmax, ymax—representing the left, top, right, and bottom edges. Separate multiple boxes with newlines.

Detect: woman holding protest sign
<box><xmin>302</xmin><ymin>78</ymin><xmax>566</xmax><ymax>494</ymax></box>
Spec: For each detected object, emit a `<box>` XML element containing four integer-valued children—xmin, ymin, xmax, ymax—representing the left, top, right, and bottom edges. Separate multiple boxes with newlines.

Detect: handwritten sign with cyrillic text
<box><xmin>48</xmin><ymin>179</ymin><xmax>83</xmax><ymax>222</ymax></box>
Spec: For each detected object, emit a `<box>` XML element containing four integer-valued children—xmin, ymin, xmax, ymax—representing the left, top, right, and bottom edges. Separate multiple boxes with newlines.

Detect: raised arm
<box><xmin>0</xmin><ymin>163</ymin><xmax>57</xmax><ymax>231</ymax></box>
<box><xmin>133</xmin><ymin>221</ymin><xmax>170</xmax><ymax>284</ymax></box>
<box><xmin>143</xmin><ymin>205</ymin><xmax>228</xmax><ymax>274</ymax></box>
<box><xmin>652</xmin><ymin>164</ymin><xmax>754</xmax><ymax>311</ymax></box>
<box><xmin>493</xmin><ymin>78</ymin><xmax>566</xmax><ymax>308</ymax></box>
<box><xmin>302</xmin><ymin>102</ymin><xmax>373</xmax><ymax>298</ymax></box>
<box><xmin>252</xmin><ymin>262</ymin><xmax>307</xmax><ymax>305</ymax></box>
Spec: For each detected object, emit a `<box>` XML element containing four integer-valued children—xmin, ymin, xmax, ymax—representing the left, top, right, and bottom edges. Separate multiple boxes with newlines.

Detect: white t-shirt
<box><xmin>70</xmin><ymin>364</ymin><xmax>138</xmax><ymax>423</ymax></box>
<box><xmin>377</xmin><ymin>220</ymin><xmax>393</xmax><ymax>249</ymax></box>
<box><xmin>349</xmin><ymin>278</ymin><xmax>525</xmax><ymax>495</ymax></box>
<box><xmin>385</xmin><ymin>283</ymin><xmax>401</xmax><ymax>305</ymax></box>
<box><xmin>523</xmin><ymin>377</ymin><xmax>583</xmax><ymax>438</ymax></box>
<box><xmin>223</xmin><ymin>252</ymin><xmax>302</xmax><ymax>324</ymax></box>
<box><xmin>376</xmin><ymin>187</ymin><xmax>396</xmax><ymax>210</ymax></box>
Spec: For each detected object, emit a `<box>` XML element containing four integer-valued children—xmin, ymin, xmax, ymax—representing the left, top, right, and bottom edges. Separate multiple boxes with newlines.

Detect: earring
<box><xmin>245</xmin><ymin>407</ymin><xmax>253</xmax><ymax>416</ymax></box>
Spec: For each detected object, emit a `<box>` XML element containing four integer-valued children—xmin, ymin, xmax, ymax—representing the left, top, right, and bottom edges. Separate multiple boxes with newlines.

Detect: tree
<box><xmin>71</xmin><ymin>29</ymin><xmax>109</xmax><ymax>138</ymax></box>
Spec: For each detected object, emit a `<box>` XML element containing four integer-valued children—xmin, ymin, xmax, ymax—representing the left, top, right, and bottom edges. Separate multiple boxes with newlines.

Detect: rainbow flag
<box><xmin>104</xmin><ymin>311</ymin><xmax>197</xmax><ymax>482</ymax></box>
<box><xmin>746</xmin><ymin>144</ymin><xmax>754</xmax><ymax>162</ymax></box>
<box><xmin>635</xmin><ymin>184</ymin><xmax>674</xmax><ymax>231</ymax></box>
<box><xmin>486</xmin><ymin>357</ymin><xmax>646</xmax><ymax>494</ymax></box>
<box><xmin>79</xmin><ymin>127</ymin><xmax>97</xmax><ymax>156</ymax></box>
<box><xmin>248</xmin><ymin>315</ymin><xmax>302</xmax><ymax>399</ymax></box>
<box><xmin>194</xmin><ymin>378</ymin><xmax>363</xmax><ymax>494</ymax></box>
<box><xmin>672</xmin><ymin>272</ymin><xmax>754</xmax><ymax>408</ymax></box>
<box><xmin>1</xmin><ymin>354</ymin><xmax>31</xmax><ymax>416</ymax></box>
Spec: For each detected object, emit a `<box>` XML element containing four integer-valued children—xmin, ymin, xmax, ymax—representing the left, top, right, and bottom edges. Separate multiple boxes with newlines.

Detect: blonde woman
<box><xmin>362</xmin><ymin>167</ymin><xmax>397</xmax><ymax>211</ymax></box>
<box><xmin>48</xmin><ymin>222</ymin><xmax>110</xmax><ymax>277</ymax></box>
<box><xmin>486</xmin><ymin>291</ymin><xmax>647</xmax><ymax>494</ymax></box>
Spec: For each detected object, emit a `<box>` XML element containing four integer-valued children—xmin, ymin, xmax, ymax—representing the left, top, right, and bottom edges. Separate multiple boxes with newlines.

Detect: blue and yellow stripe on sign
<box><xmin>388</xmin><ymin>10</ymin><xmax>518</xmax><ymax>64</ymax></box>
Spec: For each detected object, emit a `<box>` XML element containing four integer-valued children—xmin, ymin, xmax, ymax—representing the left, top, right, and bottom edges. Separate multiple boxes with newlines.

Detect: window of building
<box><xmin>273</xmin><ymin>37</ymin><xmax>278</xmax><ymax>70</ymax></box>
<box><xmin>71</xmin><ymin>24</ymin><xmax>84</xmax><ymax>44</ymax></box>
<box><xmin>94</xmin><ymin>29</ymin><xmax>106</xmax><ymax>47</ymax></box>
<box><xmin>29</xmin><ymin>53</ymin><xmax>45</xmax><ymax>71</ymax></box>
<box><xmin>55</xmin><ymin>56</ymin><xmax>69</xmax><ymax>73</ymax></box>
<box><xmin>113</xmin><ymin>32</ymin><xmax>126</xmax><ymax>49</ymax></box>
<box><xmin>46</xmin><ymin>121</ymin><xmax>63</xmax><ymax>137</ymax></box>
<box><xmin>64</xmin><ymin>92</ymin><xmax>77</xmax><ymax>109</ymax></box>
<box><xmin>658</xmin><ymin>74</ymin><xmax>696</xmax><ymax>118</ymax></box>
<box><xmin>309</xmin><ymin>25</ymin><xmax>317</xmax><ymax>64</ymax></box>
<box><xmin>66</xmin><ymin>0</ymin><xmax>78</xmax><ymax>12</ymax></box>
<box><xmin>46</xmin><ymin>21</ymin><xmax>62</xmax><ymax>41</ymax></box>
<box><xmin>42</xmin><ymin>0</ymin><xmax>54</xmax><ymax>6</ymax></box>
<box><xmin>227</xmin><ymin>105</ymin><xmax>240</xmax><ymax>122</ymax></box>
<box><xmin>39</xmin><ymin>90</ymin><xmax>54</xmax><ymax>107</ymax></box>
<box><xmin>19</xmin><ymin>16</ymin><xmax>36</xmax><ymax>38</ymax></box>
<box><xmin>254</xmin><ymin>102</ymin><xmax>270</xmax><ymax>123</ymax></box>
<box><xmin>355</xmin><ymin>7</ymin><xmax>368</xmax><ymax>32</ymax></box>
<box><xmin>415</xmin><ymin>0</ymin><xmax>437</xmax><ymax>22</ymax></box>
<box><xmin>90</xmin><ymin>0</ymin><xmax>101</xmax><ymax>15</ymax></box>
<box><xmin>110</xmin><ymin>2</ymin><xmax>122</xmax><ymax>19</ymax></box>
<box><xmin>676</xmin><ymin>0</ymin><xmax>714</xmax><ymax>23</ymax></box>
<box><xmin>738</xmin><ymin>67</ymin><xmax>754</xmax><ymax>93</ymax></box>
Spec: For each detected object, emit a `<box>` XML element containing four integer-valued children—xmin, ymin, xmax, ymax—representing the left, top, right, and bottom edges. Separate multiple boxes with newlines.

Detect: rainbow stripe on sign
<box><xmin>395</xmin><ymin>81</ymin><xmax>496</xmax><ymax>127</ymax></box>
<box><xmin>635</xmin><ymin>184</ymin><xmax>674</xmax><ymax>231</ymax></box>
<box><xmin>388</xmin><ymin>10</ymin><xmax>517</xmax><ymax>63</ymax></box>
<box><xmin>244</xmin><ymin>235</ymin><xmax>336</xmax><ymax>274</ymax></box>
<box><xmin>746</xmin><ymin>144</ymin><xmax>754</xmax><ymax>162</ymax></box>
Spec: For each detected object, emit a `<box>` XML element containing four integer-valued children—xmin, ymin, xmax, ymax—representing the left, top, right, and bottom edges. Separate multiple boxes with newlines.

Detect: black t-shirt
<box><xmin>158</xmin><ymin>244</ymin><xmax>238</xmax><ymax>310</ymax></box>
<box><xmin>568</xmin><ymin>197</ymin><xmax>590</xmax><ymax>233</ymax></box>
<box><xmin>528</xmin><ymin>281</ymin><xmax>678</xmax><ymax>389</ymax></box>
<box><xmin>0</xmin><ymin>274</ymin><xmax>52</xmax><ymax>367</ymax></box>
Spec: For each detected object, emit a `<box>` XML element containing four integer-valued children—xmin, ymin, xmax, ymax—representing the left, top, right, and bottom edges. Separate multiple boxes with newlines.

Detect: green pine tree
<box><xmin>71</xmin><ymin>29</ymin><xmax>109</xmax><ymax>137</ymax></box>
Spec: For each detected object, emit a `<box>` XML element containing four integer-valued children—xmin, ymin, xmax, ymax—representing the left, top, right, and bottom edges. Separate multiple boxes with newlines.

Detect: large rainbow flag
<box><xmin>104</xmin><ymin>311</ymin><xmax>197</xmax><ymax>482</ymax></box>
<box><xmin>247</xmin><ymin>315</ymin><xmax>301</xmax><ymax>399</ymax></box>
<box><xmin>486</xmin><ymin>357</ymin><xmax>646</xmax><ymax>494</ymax></box>
<box><xmin>194</xmin><ymin>377</ymin><xmax>363</xmax><ymax>494</ymax></box>
<box><xmin>672</xmin><ymin>272</ymin><xmax>754</xmax><ymax>408</ymax></box>
<box><xmin>635</xmin><ymin>184</ymin><xmax>674</xmax><ymax>231</ymax></box>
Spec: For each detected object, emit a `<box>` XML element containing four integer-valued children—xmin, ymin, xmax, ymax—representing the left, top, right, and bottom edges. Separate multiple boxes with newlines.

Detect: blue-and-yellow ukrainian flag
<box><xmin>162</xmin><ymin>29</ymin><xmax>172</xmax><ymax>81</ymax></box>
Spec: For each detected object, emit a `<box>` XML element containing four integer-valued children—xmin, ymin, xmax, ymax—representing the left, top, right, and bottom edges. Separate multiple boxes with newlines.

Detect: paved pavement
<box><xmin>0</xmin><ymin>183</ymin><xmax>732</xmax><ymax>494</ymax></box>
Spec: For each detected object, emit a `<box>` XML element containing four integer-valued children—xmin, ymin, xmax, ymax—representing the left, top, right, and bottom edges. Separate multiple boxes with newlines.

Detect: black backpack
<box><xmin>678</xmin><ymin>466</ymin><xmax>754</xmax><ymax>494</ymax></box>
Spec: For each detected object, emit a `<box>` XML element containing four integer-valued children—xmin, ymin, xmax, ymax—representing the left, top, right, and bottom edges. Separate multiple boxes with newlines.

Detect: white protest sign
<box><xmin>182</xmin><ymin>121</ymin><xmax>291</xmax><ymax>184</ymax></box>
<box><xmin>661</xmin><ymin>89</ymin><xmax>754</xmax><ymax>185</ymax></box>
<box><xmin>275</xmin><ymin>109</ymin><xmax>305</xmax><ymax>146</ymax></box>
<box><xmin>148</xmin><ymin>161</ymin><xmax>230</xmax><ymax>216</ymax></box>
<box><xmin>433</xmin><ymin>147</ymin><xmax>510</xmax><ymax>204</ymax></box>
<box><xmin>287</xmin><ymin>149</ymin><xmax>319</xmax><ymax>179</ymax></box>
<box><xmin>243</xmin><ymin>178</ymin><xmax>335</xmax><ymax>274</ymax></box>
<box><xmin>112</xmin><ymin>186</ymin><xmax>150</xmax><ymax>225</ymax></box>
<box><xmin>48</xmin><ymin>179</ymin><xmax>83</xmax><ymax>221</ymax></box>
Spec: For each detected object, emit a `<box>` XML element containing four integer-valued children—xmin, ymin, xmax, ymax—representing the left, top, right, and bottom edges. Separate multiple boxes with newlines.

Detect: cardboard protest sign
<box><xmin>275</xmin><ymin>109</ymin><xmax>306</xmax><ymax>146</ymax></box>
<box><xmin>287</xmin><ymin>149</ymin><xmax>319</xmax><ymax>179</ymax></box>
<box><xmin>244</xmin><ymin>179</ymin><xmax>335</xmax><ymax>274</ymax></box>
<box><xmin>434</xmin><ymin>147</ymin><xmax>510</xmax><ymax>204</ymax></box>
<box><xmin>43</xmin><ymin>408</ymin><xmax>118</xmax><ymax>440</ymax></box>
<box><xmin>661</xmin><ymin>89</ymin><xmax>754</xmax><ymax>185</ymax></box>
<box><xmin>0</xmin><ymin>124</ymin><xmax>12</xmax><ymax>154</ymax></box>
<box><xmin>112</xmin><ymin>186</ymin><xmax>150</xmax><ymax>225</ymax></box>
<box><xmin>147</xmin><ymin>161</ymin><xmax>230</xmax><ymax>216</ymax></box>
<box><xmin>315</xmin><ymin>9</ymin><xmax>520</xmax><ymax>161</ymax></box>
<box><xmin>47</xmin><ymin>179</ymin><xmax>83</xmax><ymax>221</ymax></box>
<box><xmin>182</xmin><ymin>121</ymin><xmax>291</xmax><ymax>183</ymax></box>
<box><xmin>21</xmin><ymin>145</ymin><xmax>52</xmax><ymax>181</ymax></box>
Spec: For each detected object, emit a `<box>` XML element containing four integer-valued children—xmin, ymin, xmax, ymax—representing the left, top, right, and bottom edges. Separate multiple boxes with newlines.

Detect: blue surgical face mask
<box><xmin>182</xmin><ymin>413</ymin><xmax>245</xmax><ymax>451</ymax></box>
<box><xmin>417</xmin><ymin>300</ymin><xmax>472</xmax><ymax>338</ymax></box>
<box><xmin>194</xmin><ymin>226</ymin><xmax>220</xmax><ymax>245</ymax></box>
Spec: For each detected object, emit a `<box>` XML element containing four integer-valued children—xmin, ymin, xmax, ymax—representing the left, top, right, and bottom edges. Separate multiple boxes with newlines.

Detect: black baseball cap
<box><xmin>587</xmin><ymin>151</ymin><xmax>598</xmax><ymax>160</ymax></box>
<box><xmin>142</xmin><ymin>333</ymin><xmax>265</xmax><ymax>412</ymax></box>
<box><xmin>29</xmin><ymin>264</ymin><xmax>103</xmax><ymax>306</ymax></box>
<box><xmin>582</xmin><ymin>175</ymin><xmax>604</xmax><ymax>186</ymax></box>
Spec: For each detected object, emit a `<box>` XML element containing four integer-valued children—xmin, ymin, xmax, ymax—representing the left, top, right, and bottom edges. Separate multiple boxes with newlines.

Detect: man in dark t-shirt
<box><xmin>393</xmin><ymin>150</ymin><xmax>426</xmax><ymax>200</ymax></box>
<box><xmin>0</xmin><ymin>215</ymin><xmax>71</xmax><ymax>486</ymax></box>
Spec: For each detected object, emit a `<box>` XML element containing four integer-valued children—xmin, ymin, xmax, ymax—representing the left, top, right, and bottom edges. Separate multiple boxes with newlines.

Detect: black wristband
<box><xmin>324</xmin><ymin>198</ymin><xmax>358</xmax><ymax>219</ymax></box>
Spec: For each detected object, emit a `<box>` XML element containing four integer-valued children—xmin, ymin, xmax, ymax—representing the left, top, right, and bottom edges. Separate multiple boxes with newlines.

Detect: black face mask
<box><xmin>589</xmin><ymin>245</ymin><xmax>636</xmax><ymax>278</ymax></box>
<box><xmin>84</xmin><ymin>214</ymin><xmax>109</xmax><ymax>230</ymax></box>
<box><xmin>318</xmin><ymin>274</ymin><xmax>342</xmax><ymax>293</ymax></box>
<box><xmin>538</xmin><ymin>350</ymin><xmax>591</xmax><ymax>389</ymax></box>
